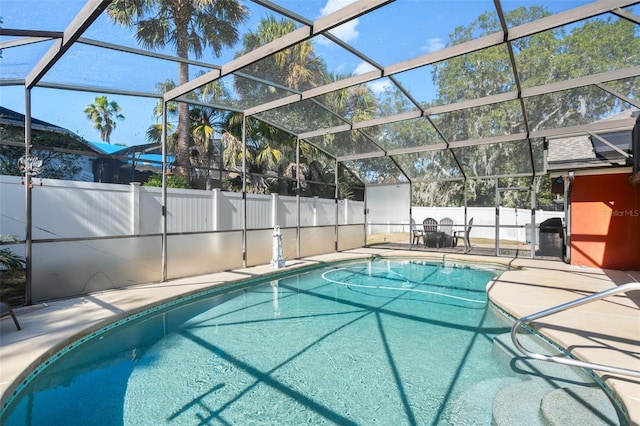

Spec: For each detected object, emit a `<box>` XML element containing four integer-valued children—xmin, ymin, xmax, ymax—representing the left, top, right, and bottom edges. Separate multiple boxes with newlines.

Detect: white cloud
<box><xmin>422</xmin><ymin>37</ymin><xmax>445</xmax><ymax>53</ymax></box>
<box><xmin>320</xmin><ymin>0</ymin><xmax>356</xmax><ymax>15</ymax></box>
<box><xmin>354</xmin><ymin>62</ymin><xmax>376</xmax><ymax>75</ymax></box>
<box><xmin>335</xmin><ymin>63</ymin><xmax>348</xmax><ymax>73</ymax></box>
<box><xmin>329</xmin><ymin>20</ymin><xmax>359</xmax><ymax>42</ymax></box>
<box><xmin>319</xmin><ymin>0</ymin><xmax>359</xmax><ymax>43</ymax></box>
<box><xmin>368</xmin><ymin>80</ymin><xmax>390</xmax><ymax>95</ymax></box>
<box><xmin>355</xmin><ymin>62</ymin><xmax>388</xmax><ymax>94</ymax></box>
<box><xmin>325</xmin><ymin>61</ymin><xmax>388</xmax><ymax>94</ymax></box>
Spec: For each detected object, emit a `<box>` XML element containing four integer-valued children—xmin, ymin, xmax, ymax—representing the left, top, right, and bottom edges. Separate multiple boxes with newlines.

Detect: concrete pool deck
<box><xmin>1</xmin><ymin>248</ymin><xmax>639</xmax><ymax>424</ymax></box>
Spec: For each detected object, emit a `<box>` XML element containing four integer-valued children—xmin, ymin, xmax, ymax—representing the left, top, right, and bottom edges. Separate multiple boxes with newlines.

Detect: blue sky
<box><xmin>0</xmin><ymin>0</ymin><xmax>593</xmax><ymax>146</ymax></box>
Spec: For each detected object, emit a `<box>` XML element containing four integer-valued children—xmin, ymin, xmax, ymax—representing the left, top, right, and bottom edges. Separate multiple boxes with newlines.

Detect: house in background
<box><xmin>0</xmin><ymin>106</ymin><xmax>96</xmax><ymax>180</ymax></box>
<box><xmin>547</xmin><ymin>109</ymin><xmax>639</xmax><ymax>270</ymax></box>
<box><xmin>88</xmin><ymin>140</ymin><xmax>165</xmax><ymax>184</ymax></box>
<box><xmin>0</xmin><ymin>106</ymin><xmax>163</xmax><ymax>184</ymax></box>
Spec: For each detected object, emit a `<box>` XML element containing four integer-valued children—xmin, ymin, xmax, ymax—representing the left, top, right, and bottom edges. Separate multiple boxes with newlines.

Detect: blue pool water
<box><xmin>2</xmin><ymin>258</ymin><xmax>522</xmax><ymax>425</ymax></box>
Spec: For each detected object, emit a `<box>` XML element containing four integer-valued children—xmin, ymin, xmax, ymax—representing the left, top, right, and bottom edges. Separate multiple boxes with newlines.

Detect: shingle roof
<box><xmin>0</xmin><ymin>106</ymin><xmax>66</xmax><ymax>131</ymax></box>
<box><xmin>546</xmin><ymin>110</ymin><xmax>636</xmax><ymax>172</ymax></box>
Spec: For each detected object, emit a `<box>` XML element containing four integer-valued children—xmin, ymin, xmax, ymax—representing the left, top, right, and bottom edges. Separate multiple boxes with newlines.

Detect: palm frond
<box><xmin>0</xmin><ymin>248</ymin><xmax>25</xmax><ymax>271</ymax></box>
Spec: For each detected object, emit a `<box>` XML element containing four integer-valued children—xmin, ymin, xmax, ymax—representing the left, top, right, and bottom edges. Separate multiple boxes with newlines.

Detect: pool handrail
<box><xmin>510</xmin><ymin>282</ymin><xmax>640</xmax><ymax>378</ymax></box>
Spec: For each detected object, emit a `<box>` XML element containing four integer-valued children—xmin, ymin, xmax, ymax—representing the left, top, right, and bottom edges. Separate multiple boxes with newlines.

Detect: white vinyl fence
<box><xmin>0</xmin><ymin>176</ymin><xmax>365</xmax><ymax>302</ymax></box>
<box><xmin>0</xmin><ymin>177</ymin><xmax>364</xmax><ymax>238</ymax></box>
<box><xmin>368</xmin><ymin>205</ymin><xmax>564</xmax><ymax>244</ymax></box>
<box><xmin>365</xmin><ymin>182</ymin><xmax>564</xmax><ymax>243</ymax></box>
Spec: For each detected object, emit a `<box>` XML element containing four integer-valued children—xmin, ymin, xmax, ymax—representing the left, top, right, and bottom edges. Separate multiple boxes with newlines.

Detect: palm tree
<box><xmin>83</xmin><ymin>96</ymin><xmax>124</xmax><ymax>143</ymax></box>
<box><xmin>220</xmin><ymin>129</ymin><xmax>247</xmax><ymax>172</ymax></box>
<box><xmin>107</xmin><ymin>0</ymin><xmax>248</xmax><ymax>181</ymax></box>
<box><xmin>229</xmin><ymin>16</ymin><xmax>330</xmax><ymax>193</ymax></box>
<box><xmin>0</xmin><ymin>235</ymin><xmax>25</xmax><ymax>271</ymax></box>
<box><xmin>235</xmin><ymin>16</ymin><xmax>327</xmax><ymax>97</ymax></box>
<box><xmin>189</xmin><ymin>77</ymin><xmax>230</xmax><ymax>176</ymax></box>
<box><xmin>146</xmin><ymin>80</ymin><xmax>179</xmax><ymax>152</ymax></box>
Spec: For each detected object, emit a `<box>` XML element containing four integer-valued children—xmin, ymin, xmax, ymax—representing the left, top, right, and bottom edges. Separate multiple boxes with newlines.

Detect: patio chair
<box><xmin>439</xmin><ymin>217</ymin><xmax>454</xmax><ymax>247</ymax></box>
<box><xmin>423</xmin><ymin>217</ymin><xmax>440</xmax><ymax>247</ymax></box>
<box><xmin>453</xmin><ymin>218</ymin><xmax>473</xmax><ymax>253</ymax></box>
<box><xmin>0</xmin><ymin>301</ymin><xmax>21</xmax><ymax>330</ymax></box>
<box><xmin>411</xmin><ymin>219</ymin><xmax>424</xmax><ymax>245</ymax></box>
<box><xmin>412</xmin><ymin>228</ymin><xmax>424</xmax><ymax>245</ymax></box>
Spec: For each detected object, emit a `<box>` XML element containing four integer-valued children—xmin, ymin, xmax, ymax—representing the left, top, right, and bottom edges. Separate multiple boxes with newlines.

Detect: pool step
<box><xmin>492</xmin><ymin>378</ymin><xmax>549</xmax><ymax>426</ymax></box>
<box><xmin>492</xmin><ymin>333</ymin><xmax>593</xmax><ymax>386</ymax></box>
<box><xmin>444</xmin><ymin>377</ymin><xmax>521</xmax><ymax>425</ymax></box>
<box><xmin>540</xmin><ymin>386</ymin><xmax>620</xmax><ymax>426</ymax></box>
<box><xmin>492</xmin><ymin>379</ymin><xmax>622</xmax><ymax>426</ymax></box>
<box><xmin>491</xmin><ymin>333</ymin><xmax>623</xmax><ymax>425</ymax></box>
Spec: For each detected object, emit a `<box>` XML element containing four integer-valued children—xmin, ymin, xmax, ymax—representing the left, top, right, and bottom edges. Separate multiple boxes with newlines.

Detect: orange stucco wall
<box><xmin>571</xmin><ymin>173</ymin><xmax>640</xmax><ymax>270</ymax></box>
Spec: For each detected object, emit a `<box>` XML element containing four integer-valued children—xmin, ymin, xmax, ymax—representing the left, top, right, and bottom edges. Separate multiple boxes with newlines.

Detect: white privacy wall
<box><xmin>35</xmin><ymin>179</ymin><xmax>133</xmax><ymax>239</ymax></box>
<box><xmin>410</xmin><ymin>207</ymin><xmax>563</xmax><ymax>242</ymax></box>
<box><xmin>1</xmin><ymin>176</ymin><xmax>561</xmax><ymax>245</ymax></box>
<box><xmin>364</xmin><ymin>182</ymin><xmax>563</xmax><ymax>242</ymax></box>
<box><xmin>0</xmin><ymin>178</ymin><xmax>364</xmax><ymax>239</ymax></box>
<box><xmin>340</xmin><ymin>199</ymin><xmax>365</xmax><ymax>225</ymax></box>
<box><xmin>0</xmin><ymin>176</ymin><xmax>25</xmax><ymax>239</ymax></box>
<box><xmin>0</xmin><ymin>176</ymin><xmax>366</xmax><ymax>302</ymax></box>
<box><xmin>366</xmin><ymin>182</ymin><xmax>411</xmax><ymax>229</ymax></box>
<box><xmin>278</xmin><ymin>196</ymin><xmax>298</xmax><ymax>228</ymax></box>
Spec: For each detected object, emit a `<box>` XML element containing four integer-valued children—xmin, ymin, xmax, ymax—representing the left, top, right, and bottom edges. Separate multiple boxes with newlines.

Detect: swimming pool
<box><xmin>2</xmin><ymin>258</ymin><xmax>530</xmax><ymax>424</ymax></box>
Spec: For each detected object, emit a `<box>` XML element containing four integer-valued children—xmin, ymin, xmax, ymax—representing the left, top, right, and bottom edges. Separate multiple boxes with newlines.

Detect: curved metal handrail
<box><xmin>511</xmin><ymin>282</ymin><xmax>640</xmax><ymax>378</ymax></box>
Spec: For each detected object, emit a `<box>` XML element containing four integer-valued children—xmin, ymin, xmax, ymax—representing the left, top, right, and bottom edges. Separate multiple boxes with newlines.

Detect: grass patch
<box><xmin>366</xmin><ymin>233</ymin><xmax>532</xmax><ymax>248</ymax></box>
<box><xmin>366</xmin><ymin>232</ymin><xmax>410</xmax><ymax>245</ymax></box>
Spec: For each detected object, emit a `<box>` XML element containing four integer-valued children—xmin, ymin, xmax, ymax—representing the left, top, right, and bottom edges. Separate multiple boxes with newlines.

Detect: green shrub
<box><xmin>143</xmin><ymin>173</ymin><xmax>191</xmax><ymax>189</ymax></box>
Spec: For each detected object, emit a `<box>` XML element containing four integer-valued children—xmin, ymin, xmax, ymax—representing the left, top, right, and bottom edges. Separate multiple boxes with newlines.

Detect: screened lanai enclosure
<box><xmin>0</xmin><ymin>0</ymin><xmax>638</xmax><ymax>304</ymax></box>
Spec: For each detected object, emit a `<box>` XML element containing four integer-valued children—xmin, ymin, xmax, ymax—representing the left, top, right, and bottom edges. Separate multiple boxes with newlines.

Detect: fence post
<box><xmin>271</xmin><ymin>193</ymin><xmax>278</xmax><ymax>228</ymax></box>
<box><xmin>212</xmin><ymin>189</ymin><xmax>220</xmax><ymax>231</ymax></box>
<box><xmin>343</xmin><ymin>199</ymin><xmax>349</xmax><ymax>225</ymax></box>
<box><xmin>313</xmin><ymin>196</ymin><xmax>318</xmax><ymax>227</ymax></box>
<box><xmin>131</xmin><ymin>182</ymin><xmax>141</xmax><ymax>235</ymax></box>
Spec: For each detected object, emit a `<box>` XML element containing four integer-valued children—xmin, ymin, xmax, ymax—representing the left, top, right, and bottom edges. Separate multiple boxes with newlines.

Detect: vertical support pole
<box><xmin>364</xmin><ymin>185</ymin><xmax>368</xmax><ymax>247</ymax></box>
<box><xmin>24</xmin><ymin>88</ymin><xmax>33</xmax><ymax>305</ymax></box>
<box><xmin>530</xmin><ymin>179</ymin><xmax>537</xmax><ymax>259</ymax></box>
<box><xmin>334</xmin><ymin>158</ymin><xmax>339</xmax><ymax>252</ymax></box>
<box><xmin>296</xmin><ymin>138</ymin><xmax>301</xmax><ymax>258</ymax></box>
<box><xmin>409</xmin><ymin>181</ymin><xmax>414</xmax><ymax>248</ymax></box>
<box><xmin>563</xmin><ymin>173</ymin><xmax>573</xmax><ymax>263</ymax></box>
<box><xmin>464</xmin><ymin>190</ymin><xmax>469</xmax><ymax>252</ymax></box>
<box><xmin>242</xmin><ymin>115</ymin><xmax>247</xmax><ymax>268</ymax></box>
<box><xmin>463</xmin><ymin>179</ymin><xmax>468</xmax><ymax>231</ymax></box>
<box><xmin>161</xmin><ymin>102</ymin><xmax>168</xmax><ymax>281</ymax></box>
<box><xmin>495</xmin><ymin>178</ymin><xmax>500</xmax><ymax>257</ymax></box>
